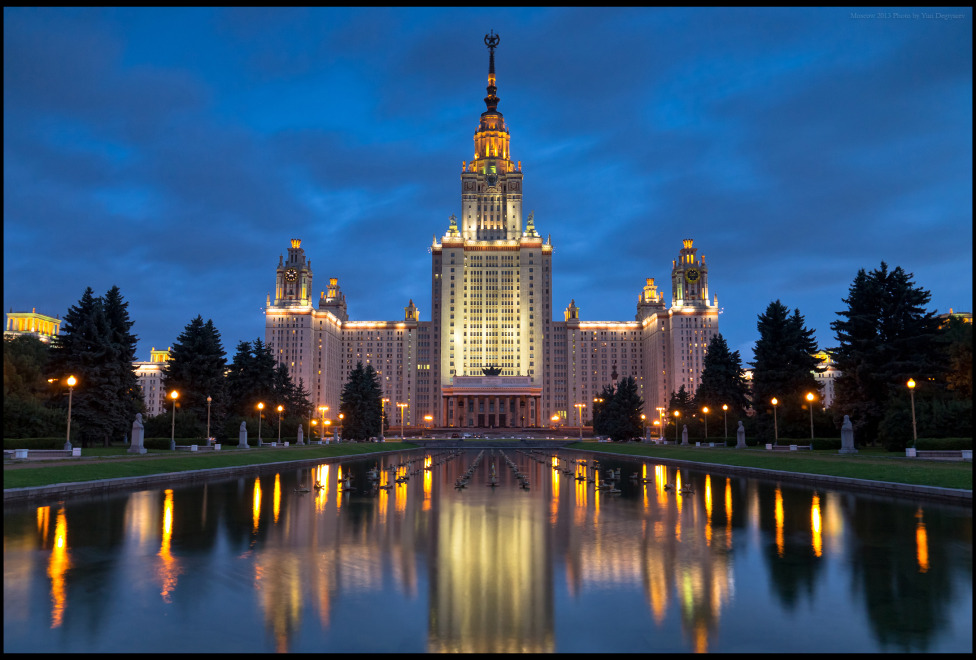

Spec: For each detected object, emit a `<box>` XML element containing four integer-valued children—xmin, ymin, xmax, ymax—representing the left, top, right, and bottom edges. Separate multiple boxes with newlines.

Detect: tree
<box><xmin>3</xmin><ymin>335</ymin><xmax>65</xmax><ymax>438</ymax></box>
<box><xmin>48</xmin><ymin>287</ymin><xmax>117</xmax><ymax>447</ymax></box>
<box><xmin>694</xmin><ymin>333</ymin><xmax>750</xmax><ymax>420</ymax></box>
<box><xmin>225</xmin><ymin>338</ymin><xmax>276</xmax><ymax>419</ymax></box>
<box><xmin>339</xmin><ymin>362</ymin><xmax>382</xmax><ymax>440</ymax></box>
<box><xmin>940</xmin><ymin>315</ymin><xmax>972</xmax><ymax>399</ymax></box>
<box><xmin>751</xmin><ymin>301</ymin><xmax>821</xmax><ymax>441</ymax></box>
<box><xmin>606</xmin><ymin>376</ymin><xmax>644</xmax><ymax>441</ymax></box>
<box><xmin>591</xmin><ymin>383</ymin><xmax>616</xmax><ymax>437</ymax></box>
<box><xmin>102</xmin><ymin>285</ymin><xmax>143</xmax><ymax>443</ymax></box>
<box><xmin>162</xmin><ymin>316</ymin><xmax>228</xmax><ymax>439</ymax></box>
<box><xmin>667</xmin><ymin>385</ymin><xmax>694</xmax><ymax>438</ymax></box>
<box><xmin>830</xmin><ymin>263</ymin><xmax>941</xmax><ymax>444</ymax></box>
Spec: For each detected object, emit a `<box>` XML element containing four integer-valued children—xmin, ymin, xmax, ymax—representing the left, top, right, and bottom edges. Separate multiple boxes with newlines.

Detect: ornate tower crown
<box><xmin>291</xmin><ymin>239</ymin><xmax>301</xmax><ymax>249</ymax></box>
<box><xmin>484</xmin><ymin>30</ymin><xmax>500</xmax><ymax>113</ymax></box>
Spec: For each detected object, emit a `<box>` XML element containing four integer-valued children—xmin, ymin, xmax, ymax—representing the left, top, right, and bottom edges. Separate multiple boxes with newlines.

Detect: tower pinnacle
<box><xmin>484</xmin><ymin>30</ymin><xmax>500</xmax><ymax>113</ymax></box>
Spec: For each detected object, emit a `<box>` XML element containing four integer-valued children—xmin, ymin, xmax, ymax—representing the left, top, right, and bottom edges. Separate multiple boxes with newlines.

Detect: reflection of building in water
<box><xmin>554</xmin><ymin>464</ymin><xmax>734</xmax><ymax>652</ymax></box>
<box><xmin>430</xmin><ymin>498</ymin><xmax>554</xmax><ymax>652</ymax></box>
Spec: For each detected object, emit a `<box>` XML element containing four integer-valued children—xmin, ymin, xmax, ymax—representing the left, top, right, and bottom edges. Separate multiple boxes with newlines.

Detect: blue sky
<box><xmin>4</xmin><ymin>7</ymin><xmax>972</xmax><ymax>365</ymax></box>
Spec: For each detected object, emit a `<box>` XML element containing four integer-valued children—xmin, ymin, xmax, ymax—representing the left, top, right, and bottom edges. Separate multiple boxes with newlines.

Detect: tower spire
<box><xmin>484</xmin><ymin>30</ymin><xmax>500</xmax><ymax>113</ymax></box>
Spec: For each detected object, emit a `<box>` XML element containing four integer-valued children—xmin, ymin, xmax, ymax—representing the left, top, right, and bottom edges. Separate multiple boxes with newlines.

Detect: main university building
<box><xmin>265</xmin><ymin>35</ymin><xmax>719</xmax><ymax>430</ymax></box>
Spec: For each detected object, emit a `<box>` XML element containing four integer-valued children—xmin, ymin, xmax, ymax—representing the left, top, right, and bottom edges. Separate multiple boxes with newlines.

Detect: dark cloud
<box><xmin>3</xmin><ymin>8</ymin><xmax>971</xmax><ymax>367</ymax></box>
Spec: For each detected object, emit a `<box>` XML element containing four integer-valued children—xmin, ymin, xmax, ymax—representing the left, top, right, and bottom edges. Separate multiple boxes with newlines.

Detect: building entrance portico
<box><xmin>442</xmin><ymin>376</ymin><xmax>542</xmax><ymax>428</ymax></box>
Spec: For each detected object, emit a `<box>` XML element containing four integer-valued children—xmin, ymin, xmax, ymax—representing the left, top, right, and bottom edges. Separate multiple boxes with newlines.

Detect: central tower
<box><xmin>430</xmin><ymin>31</ymin><xmax>552</xmax><ymax>427</ymax></box>
<box><xmin>459</xmin><ymin>30</ymin><xmax>524</xmax><ymax>240</ymax></box>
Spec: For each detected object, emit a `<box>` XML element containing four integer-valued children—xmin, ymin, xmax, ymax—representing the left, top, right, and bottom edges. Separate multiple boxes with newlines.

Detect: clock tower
<box><xmin>671</xmin><ymin>239</ymin><xmax>709</xmax><ymax>307</ymax></box>
<box><xmin>275</xmin><ymin>239</ymin><xmax>313</xmax><ymax>307</ymax></box>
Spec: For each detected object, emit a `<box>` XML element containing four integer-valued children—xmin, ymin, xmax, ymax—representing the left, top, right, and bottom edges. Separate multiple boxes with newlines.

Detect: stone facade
<box><xmin>264</xmin><ymin>38</ymin><xmax>719</xmax><ymax>428</ymax></box>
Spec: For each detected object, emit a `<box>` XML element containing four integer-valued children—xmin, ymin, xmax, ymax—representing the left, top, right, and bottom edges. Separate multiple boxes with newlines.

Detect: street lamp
<box><xmin>722</xmin><ymin>404</ymin><xmax>728</xmax><ymax>440</ymax></box>
<box><xmin>319</xmin><ymin>406</ymin><xmax>328</xmax><ymax>441</ymax></box>
<box><xmin>805</xmin><ymin>392</ymin><xmax>815</xmax><ymax>440</ymax></box>
<box><xmin>771</xmin><ymin>397</ymin><xmax>779</xmax><ymax>446</ymax></box>
<box><xmin>656</xmin><ymin>407</ymin><xmax>665</xmax><ymax>439</ymax></box>
<box><xmin>575</xmin><ymin>403</ymin><xmax>586</xmax><ymax>440</ymax></box>
<box><xmin>277</xmin><ymin>405</ymin><xmax>283</xmax><ymax>443</ymax></box>
<box><xmin>381</xmin><ymin>398</ymin><xmax>390</xmax><ymax>442</ymax></box>
<box><xmin>64</xmin><ymin>375</ymin><xmax>77</xmax><ymax>450</ymax></box>
<box><xmin>206</xmin><ymin>396</ymin><xmax>212</xmax><ymax>445</ymax></box>
<box><xmin>169</xmin><ymin>390</ymin><xmax>179</xmax><ymax>450</ymax></box>
<box><xmin>702</xmin><ymin>407</ymin><xmax>709</xmax><ymax>439</ymax></box>
<box><xmin>641</xmin><ymin>413</ymin><xmax>647</xmax><ymax>441</ymax></box>
<box><xmin>338</xmin><ymin>413</ymin><xmax>344</xmax><ymax>441</ymax></box>
<box><xmin>907</xmin><ymin>379</ymin><xmax>917</xmax><ymax>448</ymax></box>
<box><xmin>257</xmin><ymin>402</ymin><xmax>265</xmax><ymax>445</ymax></box>
<box><xmin>425</xmin><ymin>414</ymin><xmax>433</xmax><ymax>431</ymax></box>
<box><xmin>551</xmin><ymin>414</ymin><xmax>560</xmax><ymax>431</ymax></box>
<box><xmin>397</xmin><ymin>402</ymin><xmax>408</xmax><ymax>440</ymax></box>
<box><xmin>674</xmin><ymin>410</ymin><xmax>680</xmax><ymax>443</ymax></box>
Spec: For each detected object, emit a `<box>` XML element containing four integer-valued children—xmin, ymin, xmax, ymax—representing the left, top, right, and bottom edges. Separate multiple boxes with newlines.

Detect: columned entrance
<box><xmin>442</xmin><ymin>375</ymin><xmax>542</xmax><ymax>428</ymax></box>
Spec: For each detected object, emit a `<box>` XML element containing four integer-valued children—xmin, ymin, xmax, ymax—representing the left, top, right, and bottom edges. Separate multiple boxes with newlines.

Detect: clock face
<box><xmin>685</xmin><ymin>268</ymin><xmax>701</xmax><ymax>283</ymax></box>
<box><xmin>285</xmin><ymin>268</ymin><xmax>298</xmax><ymax>282</ymax></box>
<box><xmin>486</xmin><ymin>172</ymin><xmax>498</xmax><ymax>187</ymax></box>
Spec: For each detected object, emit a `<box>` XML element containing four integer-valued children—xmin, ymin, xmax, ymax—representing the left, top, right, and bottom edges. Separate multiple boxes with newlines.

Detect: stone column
<box><xmin>535</xmin><ymin>397</ymin><xmax>541</xmax><ymax>427</ymax></box>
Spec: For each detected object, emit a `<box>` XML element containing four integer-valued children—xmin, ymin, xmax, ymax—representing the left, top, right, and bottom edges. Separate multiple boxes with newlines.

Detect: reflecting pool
<box><xmin>3</xmin><ymin>449</ymin><xmax>972</xmax><ymax>652</ymax></box>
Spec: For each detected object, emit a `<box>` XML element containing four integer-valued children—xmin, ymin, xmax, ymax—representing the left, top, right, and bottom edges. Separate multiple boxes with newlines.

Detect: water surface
<box><xmin>3</xmin><ymin>449</ymin><xmax>972</xmax><ymax>652</ymax></box>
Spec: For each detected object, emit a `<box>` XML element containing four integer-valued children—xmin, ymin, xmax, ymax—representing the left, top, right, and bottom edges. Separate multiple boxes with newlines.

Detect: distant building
<box><xmin>812</xmin><ymin>351</ymin><xmax>840</xmax><ymax>409</ymax></box>
<box><xmin>134</xmin><ymin>347</ymin><xmax>171</xmax><ymax>417</ymax></box>
<box><xmin>5</xmin><ymin>308</ymin><xmax>61</xmax><ymax>344</ymax></box>
<box><xmin>937</xmin><ymin>308</ymin><xmax>972</xmax><ymax>328</ymax></box>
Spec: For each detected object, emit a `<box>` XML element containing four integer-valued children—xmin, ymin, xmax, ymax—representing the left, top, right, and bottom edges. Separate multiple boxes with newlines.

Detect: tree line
<box><xmin>5</xmin><ymin>261</ymin><xmax>971</xmax><ymax>449</ymax></box>
<box><xmin>665</xmin><ymin>262</ymin><xmax>971</xmax><ymax>449</ymax></box>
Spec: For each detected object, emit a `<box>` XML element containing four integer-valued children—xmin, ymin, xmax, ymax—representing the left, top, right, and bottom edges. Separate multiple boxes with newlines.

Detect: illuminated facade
<box><xmin>134</xmin><ymin>347</ymin><xmax>172</xmax><ymax>416</ymax></box>
<box><xmin>265</xmin><ymin>35</ymin><xmax>719</xmax><ymax>428</ymax></box>
<box><xmin>4</xmin><ymin>307</ymin><xmax>61</xmax><ymax>343</ymax></box>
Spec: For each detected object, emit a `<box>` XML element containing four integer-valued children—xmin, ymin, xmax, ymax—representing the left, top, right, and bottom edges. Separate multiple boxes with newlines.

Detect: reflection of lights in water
<box><xmin>253</xmin><ymin>478</ymin><xmax>262</xmax><ymax>532</ymax></box>
<box><xmin>725</xmin><ymin>479</ymin><xmax>733</xmax><ymax>550</ymax></box>
<box><xmin>916</xmin><ymin>507</ymin><xmax>929</xmax><ymax>573</ymax></box>
<box><xmin>811</xmin><ymin>492</ymin><xmax>822</xmax><ymax>558</ymax></box>
<box><xmin>704</xmin><ymin>475</ymin><xmax>712</xmax><ymax>547</ymax></box>
<box><xmin>37</xmin><ymin>505</ymin><xmax>50</xmax><ymax>545</ymax></box>
<box><xmin>158</xmin><ymin>489</ymin><xmax>182</xmax><ymax>603</ymax></box>
<box><xmin>315</xmin><ymin>465</ymin><xmax>329</xmax><ymax>512</ymax></box>
<box><xmin>47</xmin><ymin>507</ymin><xmax>70</xmax><ymax>628</ymax></box>
<box><xmin>274</xmin><ymin>473</ymin><xmax>281</xmax><ymax>524</ymax></box>
<box><xmin>774</xmin><ymin>486</ymin><xmax>784</xmax><ymax>558</ymax></box>
<box><xmin>551</xmin><ymin>467</ymin><xmax>559</xmax><ymax>524</ymax></box>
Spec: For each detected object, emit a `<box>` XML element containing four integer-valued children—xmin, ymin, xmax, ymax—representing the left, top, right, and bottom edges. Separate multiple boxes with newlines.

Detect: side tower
<box><xmin>667</xmin><ymin>239</ymin><xmax>719</xmax><ymax>403</ymax></box>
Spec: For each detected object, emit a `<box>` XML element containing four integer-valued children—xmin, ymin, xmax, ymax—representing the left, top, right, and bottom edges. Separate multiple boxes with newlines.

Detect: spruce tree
<box><xmin>606</xmin><ymin>376</ymin><xmax>644</xmax><ymax>441</ymax></box>
<box><xmin>49</xmin><ymin>287</ymin><xmax>116</xmax><ymax>447</ymax></box>
<box><xmin>751</xmin><ymin>301</ymin><xmax>821</xmax><ymax>441</ymax></box>
<box><xmin>694</xmin><ymin>333</ymin><xmax>750</xmax><ymax>420</ymax></box>
<box><xmin>667</xmin><ymin>385</ymin><xmax>694</xmax><ymax>438</ymax></box>
<box><xmin>591</xmin><ymin>383</ymin><xmax>616</xmax><ymax>437</ymax></box>
<box><xmin>339</xmin><ymin>361</ymin><xmax>383</xmax><ymax>440</ymax></box>
<box><xmin>162</xmin><ymin>316</ymin><xmax>228</xmax><ymax>439</ymax></box>
<box><xmin>830</xmin><ymin>262</ymin><xmax>941</xmax><ymax>443</ymax></box>
<box><xmin>102</xmin><ymin>285</ymin><xmax>143</xmax><ymax>444</ymax></box>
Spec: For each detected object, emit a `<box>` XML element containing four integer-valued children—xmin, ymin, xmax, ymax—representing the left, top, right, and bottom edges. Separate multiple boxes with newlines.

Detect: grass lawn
<box><xmin>3</xmin><ymin>443</ymin><xmax>417</xmax><ymax>490</ymax></box>
<box><xmin>564</xmin><ymin>442</ymin><xmax>973</xmax><ymax>490</ymax></box>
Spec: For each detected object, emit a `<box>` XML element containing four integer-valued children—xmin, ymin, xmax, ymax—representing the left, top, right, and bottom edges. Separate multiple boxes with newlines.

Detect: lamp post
<box><xmin>381</xmin><ymin>398</ymin><xmax>390</xmax><ymax>442</ymax></box>
<box><xmin>397</xmin><ymin>402</ymin><xmax>408</xmax><ymax>440</ymax></box>
<box><xmin>674</xmin><ymin>410</ymin><xmax>680</xmax><ymax>443</ymax></box>
<box><xmin>551</xmin><ymin>414</ymin><xmax>560</xmax><ymax>431</ymax></box>
<box><xmin>338</xmin><ymin>413</ymin><xmax>344</xmax><ymax>441</ymax></box>
<box><xmin>276</xmin><ymin>405</ymin><xmax>283</xmax><ymax>444</ymax></box>
<box><xmin>702</xmin><ymin>407</ymin><xmax>709</xmax><ymax>440</ymax></box>
<box><xmin>653</xmin><ymin>419</ymin><xmax>660</xmax><ymax>440</ymax></box>
<box><xmin>319</xmin><ymin>406</ymin><xmax>328</xmax><ymax>442</ymax></box>
<box><xmin>257</xmin><ymin>402</ymin><xmax>264</xmax><ymax>445</ymax></box>
<box><xmin>64</xmin><ymin>375</ymin><xmax>77</xmax><ymax>450</ymax></box>
<box><xmin>206</xmin><ymin>396</ymin><xmax>212</xmax><ymax>445</ymax></box>
<box><xmin>806</xmin><ymin>392</ymin><xmax>815</xmax><ymax>440</ymax></box>
<box><xmin>575</xmin><ymin>403</ymin><xmax>586</xmax><ymax>441</ymax></box>
<box><xmin>169</xmin><ymin>390</ymin><xmax>179</xmax><ymax>450</ymax></box>
<box><xmin>425</xmin><ymin>414</ymin><xmax>433</xmax><ymax>431</ymax></box>
<box><xmin>325</xmin><ymin>419</ymin><xmax>332</xmax><ymax>439</ymax></box>
<box><xmin>722</xmin><ymin>404</ymin><xmax>728</xmax><ymax>440</ymax></box>
<box><xmin>907</xmin><ymin>379</ymin><xmax>917</xmax><ymax>448</ymax></box>
<box><xmin>641</xmin><ymin>413</ymin><xmax>647</xmax><ymax>441</ymax></box>
<box><xmin>771</xmin><ymin>398</ymin><xmax>779</xmax><ymax>446</ymax></box>
<box><xmin>656</xmin><ymin>407</ymin><xmax>665</xmax><ymax>439</ymax></box>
